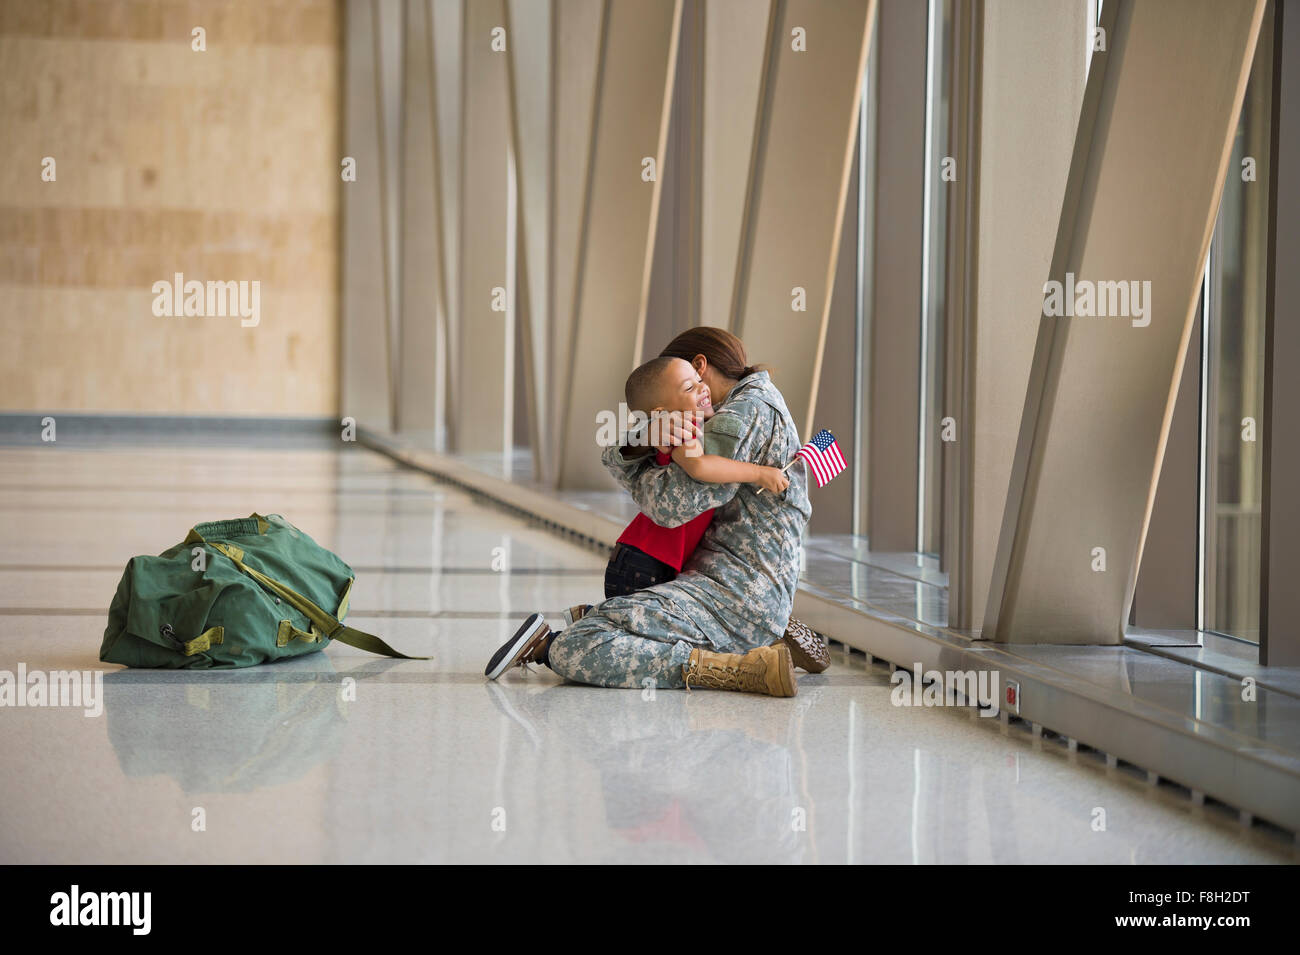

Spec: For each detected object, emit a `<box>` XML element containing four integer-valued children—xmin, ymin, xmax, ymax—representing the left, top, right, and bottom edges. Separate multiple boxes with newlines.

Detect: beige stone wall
<box><xmin>0</xmin><ymin>0</ymin><xmax>341</xmax><ymax>415</ymax></box>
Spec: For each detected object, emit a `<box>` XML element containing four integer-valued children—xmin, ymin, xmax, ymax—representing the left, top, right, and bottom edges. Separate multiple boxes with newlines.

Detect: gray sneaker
<box><xmin>485</xmin><ymin>614</ymin><xmax>552</xmax><ymax>680</ymax></box>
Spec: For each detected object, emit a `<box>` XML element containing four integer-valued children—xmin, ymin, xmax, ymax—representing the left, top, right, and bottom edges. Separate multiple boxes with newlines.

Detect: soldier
<box><xmin>485</xmin><ymin>328</ymin><xmax>817</xmax><ymax>697</ymax></box>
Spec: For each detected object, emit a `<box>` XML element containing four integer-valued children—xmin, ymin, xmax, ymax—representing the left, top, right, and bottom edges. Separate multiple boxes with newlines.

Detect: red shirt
<box><xmin>616</xmin><ymin>451</ymin><xmax>715</xmax><ymax>571</ymax></box>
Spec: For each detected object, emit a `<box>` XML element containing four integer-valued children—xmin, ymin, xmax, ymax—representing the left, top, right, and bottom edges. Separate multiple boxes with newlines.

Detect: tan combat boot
<box><xmin>681</xmin><ymin>643</ymin><xmax>798</xmax><ymax>697</ymax></box>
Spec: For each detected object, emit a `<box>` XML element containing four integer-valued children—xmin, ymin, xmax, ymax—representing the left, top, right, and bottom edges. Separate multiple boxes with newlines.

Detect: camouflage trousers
<box><xmin>547</xmin><ymin>584</ymin><xmax>771</xmax><ymax>690</ymax></box>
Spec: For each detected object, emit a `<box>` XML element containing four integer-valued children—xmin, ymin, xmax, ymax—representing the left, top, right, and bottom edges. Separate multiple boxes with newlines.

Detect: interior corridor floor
<box><xmin>0</xmin><ymin>440</ymin><xmax>1294</xmax><ymax>864</ymax></box>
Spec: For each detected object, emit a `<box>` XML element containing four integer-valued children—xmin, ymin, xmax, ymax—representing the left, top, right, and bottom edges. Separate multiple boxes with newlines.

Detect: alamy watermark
<box><xmin>50</xmin><ymin>885</ymin><xmax>150</xmax><ymax>935</ymax></box>
<box><xmin>0</xmin><ymin>665</ymin><xmax>103</xmax><ymax>717</ymax></box>
<box><xmin>595</xmin><ymin>405</ymin><xmax>703</xmax><ymax>456</ymax></box>
<box><xmin>890</xmin><ymin>663</ymin><xmax>1000</xmax><ymax>717</ymax></box>
<box><xmin>152</xmin><ymin>272</ymin><xmax>260</xmax><ymax>327</ymax></box>
<box><xmin>1042</xmin><ymin>272</ymin><xmax>1151</xmax><ymax>327</ymax></box>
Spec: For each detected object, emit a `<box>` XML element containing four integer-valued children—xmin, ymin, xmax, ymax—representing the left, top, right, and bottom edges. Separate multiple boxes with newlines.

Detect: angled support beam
<box><xmin>700</xmin><ymin>0</ymin><xmax>772</xmax><ymax>335</ymax></box>
<box><xmin>945</xmin><ymin>0</ymin><xmax>1088</xmax><ymax>630</ymax></box>
<box><xmin>730</xmin><ymin>0</ymin><xmax>876</xmax><ymax>442</ymax></box>
<box><xmin>431</xmin><ymin>0</ymin><xmax>464</xmax><ymax>446</ymax></box>
<box><xmin>548</xmin><ymin>0</ymin><xmax>604</xmax><ymax>487</ymax></box>
<box><xmin>644</xmin><ymin>0</ymin><xmax>706</xmax><ymax>351</ymax></box>
<box><xmin>504</xmin><ymin>0</ymin><xmax>554</xmax><ymax>479</ymax></box>
<box><xmin>340</xmin><ymin>0</ymin><xmax>398</xmax><ymax>431</ymax></box>
<box><xmin>454</xmin><ymin>0</ymin><xmax>515</xmax><ymax>455</ymax></box>
<box><xmin>984</xmin><ymin>0</ymin><xmax>1267</xmax><ymax>645</ymax></box>
<box><xmin>398</xmin><ymin>0</ymin><xmax>452</xmax><ymax>444</ymax></box>
<box><xmin>556</xmin><ymin>0</ymin><xmax>682</xmax><ymax>490</ymax></box>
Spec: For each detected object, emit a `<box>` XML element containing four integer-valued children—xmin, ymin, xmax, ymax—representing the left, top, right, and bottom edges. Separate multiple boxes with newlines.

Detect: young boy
<box><xmin>594</xmin><ymin>356</ymin><xmax>789</xmax><ymax>603</ymax></box>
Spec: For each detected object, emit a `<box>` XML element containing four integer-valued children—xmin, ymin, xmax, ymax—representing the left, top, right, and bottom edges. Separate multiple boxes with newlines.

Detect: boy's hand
<box><xmin>650</xmin><ymin>409</ymin><xmax>702</xmax><ymax>447</ymax></box>
<box><xmin>753</xmin><ymin>466</ymin><xmax>789</xmax><ymax>495</ymax></box>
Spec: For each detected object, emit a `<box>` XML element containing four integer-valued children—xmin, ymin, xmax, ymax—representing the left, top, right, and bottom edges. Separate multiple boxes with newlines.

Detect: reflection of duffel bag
<box><xmin>100</xmin><ymin>513</ymin><xmax>424</xmax><ymax>669</ymax></box>
<box><xmin>106</xmin><ymin>671</ymin><xmax>349</xmax><ymax>793</ymax></box>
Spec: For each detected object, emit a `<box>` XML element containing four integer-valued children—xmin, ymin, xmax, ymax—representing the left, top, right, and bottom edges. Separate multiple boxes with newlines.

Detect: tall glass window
<box><xmin>1201</xmin><ymin>2</ymin><xmax>1274</xmax><ymax>643</ymax></box>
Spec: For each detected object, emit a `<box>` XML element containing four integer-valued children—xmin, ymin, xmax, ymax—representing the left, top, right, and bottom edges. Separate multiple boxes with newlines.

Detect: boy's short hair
<box><xmin>624</xmin><ymin>356</ymin><xmax>681</xmax><ymax>414</ymax></box>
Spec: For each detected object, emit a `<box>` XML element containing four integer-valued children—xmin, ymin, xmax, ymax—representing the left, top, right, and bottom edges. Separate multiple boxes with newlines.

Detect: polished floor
<box><xmin>0</xmin><ymin>442</ymin><xmax>1294</xmax><ymax>863</ymax></box>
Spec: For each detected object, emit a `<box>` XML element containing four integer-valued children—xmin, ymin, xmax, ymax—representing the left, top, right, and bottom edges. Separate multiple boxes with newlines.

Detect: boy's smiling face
<box><xmin>653</xmin><ymin>357</ymin><xmax>714</xmax><ymax>420</ymax></box>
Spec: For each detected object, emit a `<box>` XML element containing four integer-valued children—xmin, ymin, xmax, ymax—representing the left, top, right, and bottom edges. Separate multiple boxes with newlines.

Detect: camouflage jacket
<box><xmin>601</xmin><ymin>371</ymin><xmax>811</xmax><ymax>642</ymax></box>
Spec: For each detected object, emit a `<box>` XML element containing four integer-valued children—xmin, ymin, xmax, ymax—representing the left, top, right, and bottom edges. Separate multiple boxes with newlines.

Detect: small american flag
<box><xmin>794</xmin><ymin>429</ymin><xmax>847</xmax><ymax>488</ymax></box>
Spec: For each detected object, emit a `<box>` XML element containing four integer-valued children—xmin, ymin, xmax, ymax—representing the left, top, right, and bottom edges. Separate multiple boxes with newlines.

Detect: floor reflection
<box><xmin>103</xmin><ymin>656</ymin><xmax>404</xmax><ymax>794</ymax></box>
<box><xmin>486</xmin><ymin>682</ymin><xmax>816</xmax><ymax>863</ymax></box>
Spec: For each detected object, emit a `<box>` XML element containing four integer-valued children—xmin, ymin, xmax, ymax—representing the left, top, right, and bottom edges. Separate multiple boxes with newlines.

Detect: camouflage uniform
<box><xmin>547</xmin><ymin>372</ymin><xmax>811</xmax><ymax>689</ymax></box>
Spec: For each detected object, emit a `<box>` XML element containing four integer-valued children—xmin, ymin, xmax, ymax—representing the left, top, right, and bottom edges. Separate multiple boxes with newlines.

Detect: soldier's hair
<box><xmin>624</xmin><ymin>356</ymin><xmax>681</xmax><ymax>414</ymax></box>
<box><xmin>659</xmin><ymin>326</ymin><xmax>764</xmax><ymax>382</ymax></box>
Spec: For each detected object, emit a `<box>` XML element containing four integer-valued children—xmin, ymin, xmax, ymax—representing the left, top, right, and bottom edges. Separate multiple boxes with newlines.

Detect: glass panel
<box><xmin>1202</xmin><ymin>3</ymin><xmax>1273</xmax><ymax>643</ymax></box>
<box><xmin>918</xmin><ymin>0</ymin><xmax>952</xmax><ymax>556</ymax></box>
<box><xmin>852</xmin><ymin>25</ymin><xmax>878</xmax><ymax>537</ymax></box>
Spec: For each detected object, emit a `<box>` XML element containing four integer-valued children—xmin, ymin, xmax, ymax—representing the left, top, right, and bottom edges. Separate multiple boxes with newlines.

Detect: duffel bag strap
<box><xmin>331</xmin><ymin>625</ymin><xmax>416</xmax><ymax>658</ymax></box>
<box><xmin>196</xmin><ymin>537</ymin><xmax>426</xmax><ymax>661</ymax></box>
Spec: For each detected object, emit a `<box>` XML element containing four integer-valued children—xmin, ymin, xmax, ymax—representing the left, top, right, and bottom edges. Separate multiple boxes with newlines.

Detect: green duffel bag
<box><xmin>100</xmin><ymin>512</ymin><xmax>424</xmax><ymax>669</ymax></box>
